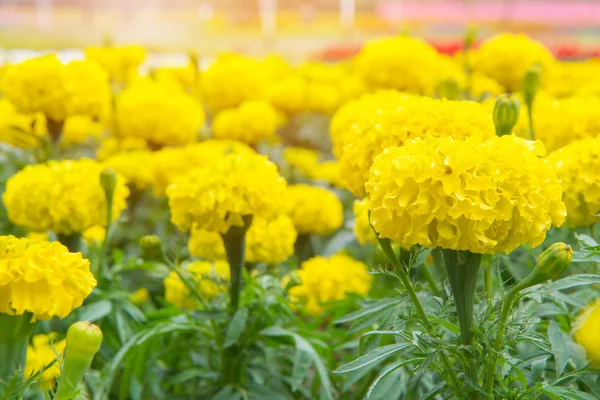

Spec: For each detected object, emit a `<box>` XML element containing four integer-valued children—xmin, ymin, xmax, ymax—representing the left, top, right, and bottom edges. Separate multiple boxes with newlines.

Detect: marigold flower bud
<box><xmin>493</xmin><ymin>94</ymin><xmax>520</xmax><ymax>136</ymax></box>
<box><xmin>438</xmin><ymin>78</ymin><xmax>461</xmax><ymax>100</ymax></box>
<box><xmin>100</xmin><ymin>168</ymin><xmax>117</xmax><ymax>203</ymax></box>
<box><xmin>140</xmin><ymin>234</ymin><xmax>163</xmax><ymax>259</ymax></box>
<box><xmin>535</xmin><ymin>242</ymin><xmax>572</xmax><ymax>280</ymax></box>
<box><xmin>523</xmin><ymin>64</ymin><xmax>542</xmax><ymax>108</ymax></box>
<box><xmin>65</xmin><ymin>321</ymin><xmax>103</xmax><ymax>358</ymax></box>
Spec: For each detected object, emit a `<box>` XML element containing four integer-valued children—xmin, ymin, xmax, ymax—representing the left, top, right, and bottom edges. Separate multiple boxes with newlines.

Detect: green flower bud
<box><xmin>523</xmin><ymin>64</ymin><xmax>542</xmax><ymax>109</ymax></box>
<box><xmin>464</xmin><ymin>26</ymin><xmax>477</xmax><ymax>50</ymax></box>
<box><xmin>100</xmin><ymin>168</ymin><xmax>117</xmax><ymax>203</ymax></box>
<box><xmin>493</xmin><ymin>94</ymin><xmax>520</xmax><ymax>137</ymax></box>
<box><xmin>535</xmin><ymin>242</ymin><xmax>572</xmax><ymax>280</ymax></box>
<box><xmin>140</xmin><ymin>235</ymin><xmax>163</xmax><ymax>259</ymax></box>
<box><xmin>438</xmin><ymin>78</ymin><xmax>461</xmax><ymax>100</ymax></box>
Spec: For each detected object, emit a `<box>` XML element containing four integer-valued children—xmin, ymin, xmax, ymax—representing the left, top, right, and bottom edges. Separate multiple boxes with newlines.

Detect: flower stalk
<box><xmin>522</xmin><ymin>64</ymin><xmax>541</xmax><ymax>140</ymax></box>
<box><xmin>221</xmin><ymin>215</ymin><xmax>253</xmax><ymax>315</ymax></box>
<box><xmin>0</xmin><ymin>314</ymin><xmax>35</xmax><ymax>396</ymax></box>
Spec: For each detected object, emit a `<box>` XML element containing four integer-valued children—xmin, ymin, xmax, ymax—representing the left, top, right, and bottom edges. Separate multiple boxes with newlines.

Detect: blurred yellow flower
<box><xmin>547</xmin><ymin>137</ymin><xmax>600</xmax><ymax>227</ymax></box>
<box><xmin>573</xmin><ymin>300</ymin><xmax>600</xmax><ymax>365</ymax></box>
<box><xmin>288</xmin><ymin>254</ymin><xmax>372</xmax><ymax>314</ymax></box>
<box><xmin>25</xmin><ymin>333</ymin><xmax>66</xmax><ymax>387</ymax></box>
<box><xmin>3</xmin><ymin>159</ymin><xmax>129</xmax><ymax>235</ymax></box>
<box><xmin>64</xmin><ymin>59</ymin><xmax>112</xmax><ymax>121</ymax></box>
<box><xmin>96</xmin><ymin>136</ymin><xmax>149</xmax><ymax>161</ymax></box>
<box><xmin>0</xmin><ymin>98</ymin><xmax>46</xmax><ymax>149</ymax></box>
<box><xmin>286</xmin><ymin>184</ymin><xmax>343</xmax><ymax>236</ymax></box>
<box><xmin>82</xmin><ymin>225</ymin><xmax>106</xmax><ymax>244</ymax></box>
<box><xmin>116</xmin><ymin>80</ymin><xmax>205</xmax><ymax>148</ymax></box>
<box><xmin>0</xmin><ymin>236</ymin><xmax>96</xmax><ymax>320</ymax></box>
<box><xmin>545</xmin><ymin>60</ymin><xmax>600</xmax><ymax>98</ymax></box>
<box><xmin>130</xmin><ymin>288</ymin><xmax>150</xmax><ymax>305</ymax></box>
<box><xmin>103</xmin><ymin>150</ymin><xmax>154</xmax><ymax>191</ymax></box>
<box><xmin>366</xmin><ymin>135</ymin><xmax>566</xmax><ymax>254</ymax></box>
<box><xmin>62</xmin><ymin>115</ymin><xmax>106</xmax><ymax>146</ymax></box>
<box><xmin>266</xmin><ymin>75</ymin><xmax>307</xmax><ymax>115</ymax></box>
<box><xmin>164</xmin><ymin>261</ymin><xmax>230</xmax><ymax>309</ymax></box>
<box><xmin>85</xmin><ymin>45</ymin><xmax>146</xmax><ymax>83</ymax></box>
<box><xmin>472</xmin><ymin>33</ymin><xmax>554</xmax><ymax>92</ymax></box>
<box><xmin>352</xmin><ymin>198</ymin><xmax>377</xmax><ymax>246</ymax></box>
<box><xmin>167</xmin><ymin>152</ymin><xmax>287</xmax><ymax>233</ymax></box>
<box><xmin>212</xmin><ymin>100</ymin><xmax>280</xmax><ymax>145</ymax></box>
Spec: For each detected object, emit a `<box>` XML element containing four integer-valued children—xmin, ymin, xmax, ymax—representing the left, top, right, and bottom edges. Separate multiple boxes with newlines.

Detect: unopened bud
<box><xmin>535</xmin><ymin>242</ymin><xmax>572</xmax><ymax>280</ymax></box>
<box><xmin>100</xmin><ymin>168</ymin><xmax>117</xmax><ymax>203</ymax></box>
<box><xmin>65</xmin><ymin>321</ymin><xmax>103</xmax><ymax>358</ymax></box>
<box><xmin>523</xmin><ymin>64</ymin><xmax>542</xmax><ymax>109</ymax></box>
<box><xmin>438</xmin><ymin>78</ymin><xmax>461</xmax><ymax>100</ymax></box>
<box><xmin>493</xmin><ymin>94</ymin><xmax>520</xmax><ymax>136</ymax></box>
<box><xmin>140</xmin><ymin>235</ymin><xmax>163</xmax><ymax>259</ymax></box>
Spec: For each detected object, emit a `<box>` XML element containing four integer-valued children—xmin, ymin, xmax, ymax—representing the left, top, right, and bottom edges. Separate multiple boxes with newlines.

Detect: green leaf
<box><xmin>291</xmin><ymin>340</ymin><xmax>313</xmax><ymax>392</ymax></box>
<box><xmin>366</xmin><ymin>358</ymin><xmax>425</xmax><ymax>398</ymax></box>
<box><xmin>545</xmin><ymin>274</ymin><xmax>600</xmax><ymax>291</ymax></box>
<box><xmin>333</xmin><ymin>343</ymin><xmax>412</xmax><ymax>374</ymax></box>
<box><xmin>77</xmin><ymin>299</ymin><xmax>112</xmax><ymax>322</ymax></box>
<box><xmin>212</xmin><ymin>385</ymin><xmax>242</xmax><ymax>400</ymax></box>
<box><xmin>223</xmin><ymin>307</ymin><xmax>249</xmax><ymax>349</ymax></box>
<box><xmin>548</xmin><ymin>320</ymin><xmax>569</xmax><ymax>376</ymax></box>
<box><xmin>334</xmin><ymin>298</ymin><xmax>401</xmax><ymax>324</ymax></box>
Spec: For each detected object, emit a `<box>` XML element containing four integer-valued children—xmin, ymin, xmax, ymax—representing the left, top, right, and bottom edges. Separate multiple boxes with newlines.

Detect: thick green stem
<box><xmin>57</xmin><ymin>233</ymin><xmax>82</xmax><ymax>253</ymax></box>
<box><xmin>0</xmin><ymin>314</ymin><xmax>35</xmax><ymax>396</ymax></box>
<box><xmin>294</xmin><ymin>234</ymin><xmax>314</xmax><ymax>264</ymax></box>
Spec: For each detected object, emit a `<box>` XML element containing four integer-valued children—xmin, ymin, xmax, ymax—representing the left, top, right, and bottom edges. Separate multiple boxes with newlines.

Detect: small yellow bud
<box><xmin>493</xmin><ymin>94</ymin><xmax>520</xmax><ymax>137</ymax></box>
<box><xmin>535</xmin><ymin>242</ymin><xmax>573</xmax><ymax>280</ymax></box>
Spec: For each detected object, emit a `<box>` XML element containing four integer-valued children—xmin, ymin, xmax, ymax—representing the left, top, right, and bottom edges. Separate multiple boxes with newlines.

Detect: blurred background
<box><xmin>0</xmin><ymin>0</ymin><xmax>599</xmax><ymax>60</ymax></box>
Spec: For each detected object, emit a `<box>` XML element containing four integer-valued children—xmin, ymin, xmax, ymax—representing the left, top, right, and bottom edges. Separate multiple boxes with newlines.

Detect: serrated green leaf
<box><xmin>545</xmin><ymin>274</ymin><xmax>600</xmax><ymax>291</ymax></box>
<box><xmin>223</xmin><ymin>307</ymin><xmax>249</xmax><ymax>349</ymax></box>
<box><xmin>367</xmin><ymin>358</ymin><xmax>425</xmax><ymax>398</ymax></box>
<box><xmin>548</xmin><ymin>320</ymin><xmax>569</xmax><ymax>376</ymax></box>
<box><xmin>334</xmin><ymin>298</ymin><xmax>401</xmax><ymax>325</ymax></box>
<box><xmin>334</xmin><ymin>343</ymin><xmax>412</xmax><ymax>374</ymax></box>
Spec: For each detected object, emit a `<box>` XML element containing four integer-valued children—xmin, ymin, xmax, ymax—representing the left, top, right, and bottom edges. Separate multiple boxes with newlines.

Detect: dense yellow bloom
<box><xmin>148</xmin><ymin>140</ymin><xmax>254</xmax><ymax>196</ymax></box>
<box><xmin>472</xmin><ymin>33</ymin><xmax>554</xmax><ymax>91</ymax></box>
<box><xmin>330</xmin><ymin>90</ymin><xmax>410</xmax><ymax>159</ymax></box>
<box><xmin>338</xmin><ymin>96</ymin><xmax>495</xmax><ymax>197</ymax></box>
<box><xmin>353</xmin><ymin>199</ymin><xmax>377</xmax><ymax>245</ymax></box>
<box><xmin>573</xmin><ymin>300</ymin><xmax>600</xmax><ymax>365</ymax></box>
<box><xmin>546</xmin><ymin>137</ymin><xmax>600</xmax><ymax>227</ymax></box>
<box><xmin>85</xmin><ymin>45</ymin><xmax>146</xmax><ymax>83</ymax></box>
<box><xmin>0</xmin><ymin>98</ymin><xmax>46</xmax><ymax>149</ymax></box>
<box><xmin>164</xmin><ymin>261</ymin><xmax>230</xmax><ymax>309</ymax></box>
<box><xmin>212</xmin><ymin>101</ymin><xmax>280</xmax><ymax>145</ymax></box>
<box><xmin>154</xmin><ymin>64</ymin><xmax>199</xmax><ymax>93</ymax></box>
<box><xmin>116</xmin><ymin>80</ymin><xmax>205</xmax><ymax>147</ymax></box>
<box><xmin>286</xmin><ymin>184</ymin><xmax>343</xmax><ymax>236</ymax></box>
<box><xmin>62</xmin><ymin>115</ymin><xmax>106</xmax><ymax>146</ymax></box>
<box><xmin>104</xmin><ymin>150</ymin><xmax>154</xmax><ymax>191</ymax></box>
<box><xmin>288</xmin><ymin>254</ymin><xmax>372</xmax><ymax>314</ymax></box>
<box><xmin>355</xmin><ymin>36</ymin><xmax>443</xmax><ymax>94</ymax></box>
<box><xmin>202</xmin><ymin>54</ymin><xmax>268</xmax><ymax>112</ymax></box>
<box><xmin>3</xmin><ymin>159</ymin><xmax>129</xmax><ymax>235</ymax></box>
<box><xmin>2</xmin><ymin>55</ymin><xmax>111</xmax><ymax>122</ymax></box>
<box><xmin>312</xmin><ymin>161</ymin><xmax>342</xmax><ymax>187</ymax></box>
<box><xmin>305</xmin><ymin>82</ymin><xmax>342</xmax><ymax>115</ymax></box>
<box><xmin>82</xmin><ymin>225</ymin><xmax>106</xmax><ymax>244</ymax></box>
<box><xmin>283</xmin><ymin>147</ymin><xmax>319</xmax><ymax>176</ymax></box>
<box><xmin>25</xmin><ymin>333</ymin><xmax>66</xmax><ymax>386</ymax></box>
<box><xmin>545</xmin><ymin>60</ymin><xmax>600</xmax><ymax>98</ymax></box>
<box><xmin>189</xmin><ymin>215</ymin><xmax>297</xmax><ymax>264</ymax></box>
<box><xmin>96</xmin><ymin>137</ymin><xmax>150</xmax><ymax>161</ymax></box>
<box><xmin>266</xmin><ymin>75</ymin><xmax>307</xmax><ymax>115</ymax></box>
<box><xmin>367</xmin><ymin>135</ymin><xmax>566</xmax><ymax>254</ymax></box>
<box><xmin>168</xmin><ymin>152</ymin><xmax>287</xmax><ymax>233</ymax></box>
<box><xmin>0</xmin><ymin>236</ymin><xmax>96</xmax><ymax>320</ymax></box>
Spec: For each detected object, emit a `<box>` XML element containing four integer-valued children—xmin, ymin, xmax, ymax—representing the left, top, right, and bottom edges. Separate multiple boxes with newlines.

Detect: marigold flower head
<box><xmin>25</xmin><ymin>333</ymin><xmax>66</xmax><ymax>386</ymax></box>
<box><xmin>3</xmin><ymin>159</ymin><xmax>129</xmax><ymax>235</ymax></box>
<box><xmin>167</xmin><ymin>152</ymin><xmax>287</xmax><ymax>233</ymax></box>
<box><xmin>189</xmin><ymin>215</ymin><xmax>297</xmax><ymax>264</ymax></box>
<box><xmin>573</xmin><ymin>300</ymin><xmax>600</xmax><ymax>365</ymax></box>
<box><xmin>154</xmin><ymin>64</ymin><xmax>199</xmax><ymax>93</ymax></box>
<box><xmin>353</xmin><ymin>198</ymin><xmax>377</xmax><ymax>245</ymax></box>
<box><xmin>472</xmin><ymin>33</ymin><xmax>554</xmax><ymax>92</ymax></box>
<box><xmin>84</xmin><ymin>45</ymin><xmax>146</xmax><ymax>83</ymax></box>
<box><xmin>338</xmin><ymin>96</ymin><xmax>495</xmax><ymax>197</ymax></box>
<box><xmin>148</xmin><ymin>140</ymin><xmax>254</xmax><ymax>196</ymax></box>
<box><xmin>116</xmin><ymin>80</ymin><xmax>205</xmax><ymax>148</ymax></box>
<box><xmin>266</xmin><ymin>75</ymin><xmax>307</xmax><ymax>115</ymax></box>
<box><xmin>104</xmin><ymin>150</ymin><xmax>154</xmax><ymax>191</ymax></box>
<box><xmin>305</xmin><ymin>82</ymin><xmax>342</xmax><ymax>115</ymax></box>
<box><xmin>64</xmin><ymin>59</ymin><xmax>112</xmax><ymax>121</ymax></box>
<box><xmin>283</xmin><ymin>147</ymin><xmax>319</xmax><ymax>176</ymax></box>
<box><xmin>355</xmin><ymin>36</ymin><xmax>443</xmax><ymax>94</ymax></box>
<box><xmin>544</xmin><ymin>60</ymin><xmax>600</xmax><ymax>98</ymax></box>
<box><xmin>96</xmin><ymin>136</ymin><xmax>150</xmax><ymax>161</ymax></box>
<box><xmin>62</xmin><ymin>115</ymin><xmax>106</xmax><ymax>146</ymax></box>
<box><xmin>164</xmin><ymin>260</ymin><xmax>230</xmax><ymax>309</ymax></box>
<box><xmin>286</xmin><ymin>184</ymin><xmax>343</xmax><ymax>236</ymax></box>
<box><xmin>212</xmin><ymin>100</ymin><xmax>280</xmax><ymax>145</ymax></box>
<box><xmin>367</xmin><ymin>135</ymin><xmax>566</xmax><ymax>254</ymax></box>
<box><xmin>0</xmin><ymin>98</ymin><xmax>46</xmax><ymax>149</ymax></box>
<box><xmin>202</xmin><ymin>54</ymin><xmax>268</xmax><ymax>112</ymax></box>
<box><xmin>0</xmin><ymin>236</ymin><xmax>96</xmax><ymax>320</ymax></box>
<box><xmin>288</xmin><ymin>254</ymin><xmax>372</xmax><ymax>314</ymax></box>
<box><xmin>546</xmin><ymin>137</ymin><xmax>600</xmax><ymax>227</ymax></box>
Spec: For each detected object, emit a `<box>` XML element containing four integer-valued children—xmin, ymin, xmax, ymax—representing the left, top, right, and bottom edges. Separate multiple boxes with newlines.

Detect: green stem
<box><xmin>0</xmin><ymin>314</ymin><xmax>35</xmax><ymax>396</ymax></box>
<box><xmin>422</xmin><ymin>262</ymin><xmax>442</xmax><ymax>297</ymax></box>
<box><xmin>97</xmin><ymin>194</ymin><xmax>114</xmax><ymax>286</ymax></box>
<box><xmin>57</xmin><ymin>233</ymin><xmax>82</xmax><ymax>253</ymax></box>
<box><xmin>294</xmin><ymin>234</ymin><xmax>314</xmax><ymax>264</ymax></box>
<box><xmin>484</xmin><ymin>263</ymin><xmax>494</xmax><ymax>306</ymax></box>
<box><xmin>527</xmin><ymin>105</ymin><xmax>535</xmax><ymax>140</ymax></box>
<box><xmin>54</xmin><ymin>354</ymin><xmax>93</xmax><ymax>400</ymax></box>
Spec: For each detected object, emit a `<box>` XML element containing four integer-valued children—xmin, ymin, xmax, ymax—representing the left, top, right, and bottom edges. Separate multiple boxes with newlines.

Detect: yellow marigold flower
<box><xmin>25</xmin><ymin>333</ymin><xmax>66</xmax><ymax>387</ymax></box>
<box><xmin>0</xmin><ymin>236</ymin><xmax>96</xmax><ymax>320</ymax></box>
<box><xmin>330</xmin><ymin>90</ymin><xmax>410</xmax><ymax>159</ymax></box>
<box><xmin>3</xmin><ymin>159</ymin><xmax>129</xmax><ymax>235</ymax></box>
<box><xmin>62</xmin><ymin>115</ymin><xmax>106</xmax><ymax>146</ymax></box>
<box><xmin>288</xmin><ymin>254</ymin><xmax>372</xmax><ymax>314</ymax></box>
<box><xmin>27</xmin><ymin>231</ymin><xmax>49</xmax><ymax>241</ymax></box>
<box><xmin>283</xmin><ymin>147</ymin><xmax>319</xmax><ymax>176</ymax></box>
<box><xmin>212</xmin><ymin>100</ymin><xmax>280</xmax><ymax>145</ymax></box>
<box><xmin>82</xmin><ymin>225</ymin><xmax>106</xmax><ymax>244</ymax></box>
<box><xmin>266</xmin><ymin>75</ymin><xmax>307</xmax><ymax>115</ymax></box>
<box><xmin>202</xmin><ymin>54</ymin><xmax>268</xmax><ymax>112</ymax></box>
<box><xmin>85</xmin><ymin>45</ymin><xmax>146</xmax><ymax>83</ymax></box>
<box><xmin>312</xmin><ymin>161</ymin><xmax>342</xmax><ymax>187</ymax></box>
<box><xmin>189</xmin><ymin>215</ymin><xmax>297</xmax><ymax>264</ymax></box>
<box><xmin>546</xmin><ymin>137</ymin><xmax>600</xmax><ymax>227</ymax></box>
<box><xmin>573</xmin><ymin>300</ymin><xmax>600</xmax><ymax>365</ymax></box>
<box><xmin>167</xmin><ymin>152</ymin><xmax>287</xmax><ymax>233</ymax></box>
<box><xmin>104</xmin><ymin>150</ymin><xmax>154</xmax><ymax>191</ymax></box>
<box><xmin>305</xmin><ymin>82</ymin><xmax>342</xmax><ymax>115</ymax></box>
<box><xmin>472</xmin><ymin>33</ymin><xmax>554</xmax><ymax>92</ymax></box>
<box><xmin>286</xmin><ymin>184</ymin><xmax>343</xmax><ymax>236</ymax></box>
<box><xmin>96</xmin><ymin>136</ymin><xmax>149</xmax><ymax>161</ymax></box>
<box><xmin>353</xmin><ymin>198</ymin><xmax>377</xmax><ymax>245</ymax></box>
<box><xmin>545</xmin><ymin>60</ymin><xmax>600</xmax><ymax>98</ymax></box>
<box><xmin>355</xmin><ymin>36</ymin><xmax>443</xmax><ymax>94</ymax></box>
<box><xmin>116</xmin><ymin>80</ymin><xmax>205</xmax><ymax>148</ymax></box>
<box><xmin>164</xmin><ymin>260</ymin><xmax>230</xmax><ymax>309</ymax></box>
<box><xmin>0</xmin><ymin>98</ymin><xmax>46</xmax><ymax>149</ymax></box>
<box><xmin>64</xmin><ymin>60</ymin><xmax>112</xmax><ymax>121</ymax></box>
<box><xmin>338</xmin><ymin>96</ymin><xmax>495</xmax><ymax>197</ymax></box>
<box><xmin>130</xmin><ymin>288</ymin><xmax>150</xmax><ymax>305</ymax></box>
<box><xmin>154</xmin><ymin>65</ymin><xmax>199</xmax><ymax>93</ymax></box>
<box><xmin>148</xmin><ymin>140</ymin><xmax>254</xmax><ymax>196</ymax></box>
<box><xmin>366</xmin><ymin>135</ymin><xmax>566</xmax><ymax>254</ymax></box>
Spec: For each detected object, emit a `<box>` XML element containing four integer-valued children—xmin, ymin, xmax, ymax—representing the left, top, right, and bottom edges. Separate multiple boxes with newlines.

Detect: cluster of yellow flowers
<box><xmin>189</xmin><ymin>215</ymin><xmax>297</xmax><ymax>265</ymax></box>
<box><xmin>547</xmin><ymin>137</ymin><xmax>600</xmax><ymax>227</ymax></box>
<box><xmin>0</xmin><ymin>236</ymin><xmax>96</xmax><ymax>320</ymax></box>
<box><xmin>335</xmin><ymin>95</ymin><xmax>494</xmax><ymax>196</ymax></box>
<box><xmin>164</xmin><ymin>261</ymin><xmax>230</xmax><ymax>309</ymax></box>
<box><xmin>367</xmin><ymin>135</ymin><xmax>566</xmax><ymax>254</ymax></box>
<box><xmin>212</xmin><ymin>100</ymin><xmax>280</xmax><ymax>146</ymax></box>
<box><xmin>167</xmin><ymin>152</ymin><xmax>287</xmax><ymax>233</ymax></box>
<box><xmin>116</xmin><ymin>80</ymin><xmax>205</xmax><ymax>147</ymax></box>
<box><xmin>286</xmin><ymin>184</ymin><xmax>343</xmax><ymax>236</ymax></box>
<box><xmin>3</xmin><ymin>159</ymin><xmax>129</xmax><ymax>235</ymax></box>
<box><xmin>84</xmin><ymin>44</ymin><xmax>146</xmax><ymax>83</ymax></box>
<box><xmin>25</xmin><ymin>333</ymin><xmax>66</xmax><ymax>386</ymax></box>
<box><xmin>288</xmin><ymin>254</ymin><xmax>372</xmax><ymax>314</ymax></box>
